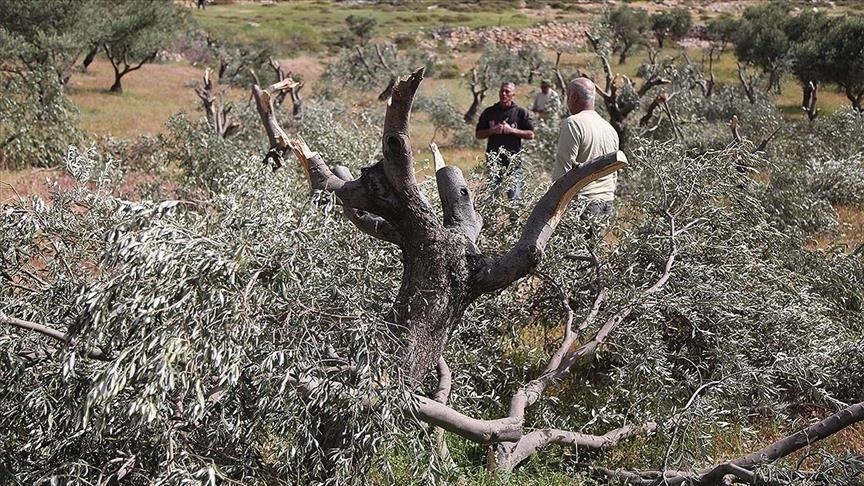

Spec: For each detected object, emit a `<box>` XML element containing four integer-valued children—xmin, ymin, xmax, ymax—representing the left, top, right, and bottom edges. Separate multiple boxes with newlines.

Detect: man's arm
<box><xmin>476</xmin><ymin>124</ymin><xmax>500</xmax><ymax>140</ymax></box>
<box><xmin>475</xmin><ymin>110</ymin><xmax>494</xmax><ymax>139</ymax></box>
<box><xmin>512</xmin><ymin>109</ymin><xmax>535</xmax><ymax>140</ymax></box>
<box><xmin>552</xmin><ymin>118</ymin><xmax>581</xmax><ymax>180</ymax></box>
<box><xmin>500</xmin><ymin>123</ymin><xmax>534</xmax><ymax>140</ymax></box>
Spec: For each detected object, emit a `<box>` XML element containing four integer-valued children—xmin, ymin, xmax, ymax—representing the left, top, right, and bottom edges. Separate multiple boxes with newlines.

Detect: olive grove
<box><xmin>2</xmin><ymin>32</ymin><xmax>864</xmax><ymax>486</ymax></box>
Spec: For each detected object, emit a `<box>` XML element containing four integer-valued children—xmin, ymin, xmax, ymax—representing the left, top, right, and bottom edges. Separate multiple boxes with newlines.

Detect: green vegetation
<box><xmin>193</xmin><ymin>1</ymin><xmax>565</xmax><ymax>54</ymax></box>
<box><xmin>2</xmin><ymin>1</ymin><xmax>864</xmax><ymax>484</ymax></box>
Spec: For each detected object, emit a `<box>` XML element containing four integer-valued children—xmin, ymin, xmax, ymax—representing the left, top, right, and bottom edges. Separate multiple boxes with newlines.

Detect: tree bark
<box><xmin>253</xmin><ymin>68</ymin><xmax>625</xmax><ymax>385</ymax></box>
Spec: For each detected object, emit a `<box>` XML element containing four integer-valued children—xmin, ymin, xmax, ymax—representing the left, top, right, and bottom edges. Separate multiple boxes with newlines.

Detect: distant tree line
<box><xmin>597</xmin><ymin>2</ymin><xmax>864</xmax><ymax>113</ymax></box>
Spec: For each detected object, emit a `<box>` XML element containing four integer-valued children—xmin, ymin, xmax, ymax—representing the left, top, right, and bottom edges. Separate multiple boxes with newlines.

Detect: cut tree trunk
<box><xmin>253</xmin><ymin>68</ymin><xmax>626</xmax><ymax>385</ymax></box>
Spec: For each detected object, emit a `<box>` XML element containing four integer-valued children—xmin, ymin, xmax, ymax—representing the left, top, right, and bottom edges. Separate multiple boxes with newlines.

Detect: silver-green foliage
<box><xmin>0</xmin><ymin>68</ymin><xmax>81</xmax><ymax>169</ymax></box>
<box><xmin>2</xmin><ymin>89</ymin><xmax>863</xmax><ymax>484</ymax></box>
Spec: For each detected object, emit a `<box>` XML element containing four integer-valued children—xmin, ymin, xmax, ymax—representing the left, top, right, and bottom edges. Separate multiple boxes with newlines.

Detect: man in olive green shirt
<box><xmin>552</xmin><ymin>77</ymin><xmax>620</xmax><ymax>216</ymax></box>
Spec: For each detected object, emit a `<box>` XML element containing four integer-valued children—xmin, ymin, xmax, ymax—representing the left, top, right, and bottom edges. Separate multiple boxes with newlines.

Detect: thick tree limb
<box><xmin>381</xmin><ymin>68</ymin><xmax>423</xmax><ymax>190</ymax></box>
<box><xmin>380</xmin><ymin>68</ymin><xmax>439</xmax><ymax>235</ymax></box>
<box><xmin>430</xmin><ymin>143</ymin><xmax>482</xmax><ymax>245</ymax></box>
<box><xmin>331</xmin><ymin>166</ymin><xmax>402</xmax><ymax>245</ymax></box>
<box><xmin>410</xmin><ymin>394</ymin><xmax>523</xmax><ymax>444</ymax></box>
<box><xmin>637</xmin><ymin>75</ymin><xmax>671</xmax><ymax>98</ymax></box>
<box><xmin>431</xmin><ymin>357</ymin><xmax>452</xmax><ymax>405</ymax></box>
<box><xmin>1</xmin><ymin>313</ymin><xmax>110</xmax><ymax>360</ymax></box>
<box><xmin>494</xmin><ymin>423</ymin><xmax>658</xmax><ymax>473</ymax></box>
<box><xmin>596</xmin><ymin>399</ymin><xmax>864</xmax><ymax>484</ymax></box>
<box><xmin>474</xmin><ymin>151</ymin><xmax>627</xmax><ymax>293</ymax></box>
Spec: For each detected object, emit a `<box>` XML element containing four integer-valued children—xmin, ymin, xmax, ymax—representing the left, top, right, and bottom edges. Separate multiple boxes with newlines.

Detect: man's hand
<box><xmin>493</xmin><ymin>121</ymin><xmax>514</xmax><ymax>135</ymax></box>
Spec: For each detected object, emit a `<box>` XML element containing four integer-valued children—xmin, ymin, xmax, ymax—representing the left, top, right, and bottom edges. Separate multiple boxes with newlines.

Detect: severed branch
<box><xmin>195</xmin><ymin>68</ymin><xmax>240</xmax><ymax>139</ymax></box>
<box><xmin>729</xmin><ymin>115</ymin><xmax>743</xmax><ymax>144</ymax></box>
<box><xmin>463</xmin><ymin>66</ymin><xmax>490</xmax><ymax>123</ymax></box>
<box><xmin>753</xmin><ymin>126</ymin><xmax>781</xmax><ymax>153</ymax></box>
<box><xmin>474</xmin><ymin>151</ymin><xmax>627</xmax><ymax>293</ymax></box>
<box><xmin>431</xmin><ymin>143</ymin><xmax>482</xmax><ymax>246</ymax></box>
<box><xmin>1</xmin><ymin>313</ymin><xmax>111</xmax><ymax>361</ymax></box>
<box><xmin>331</xmin><ymin>166</ymin><xmax>403</xmax><ymax>246</ymax></box>
<box><xmin>597</xmin><ymin>399</ymin><xmax>864</xmax><ymax>485</ymax></box>
<box><xmin>729</xmin><ymin>116</ymin><xmax>781</xmax><ymax>153</ymax></box>
<box><xmin>639</xmin><ymin>93</ymin><xmax>667</xmax><ymax>127</ymax></box>
<box><xmin>267</xmin><ymin>58</ymin><xmax>303</xmax><ymax>118</ymax></box>
<box><xmin>659</xmin><ymin>95</ymin><xmax>682</xmax><ymax>140</ymax></box>
<box><xmin>637</xmin><ymin>74</ymin><xmax>672</xmax><ymax>98</ymax></box>
<box><xmin>737</xmin><ymin>62</ymin><xmax>758</xmax><ymax>104</ymax></box>
<box><xmin>802</xmin><ymin>80</ymin><xmax>819</xmax><ymax>122</ymax></box>
<box><xmin>251</xmin><ymin>84</ymin><xmax>372</xmax><ymax>212</ymax></box>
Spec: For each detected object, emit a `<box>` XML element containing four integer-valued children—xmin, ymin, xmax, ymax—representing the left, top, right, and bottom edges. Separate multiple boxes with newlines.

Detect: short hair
<box><xmin>500</xmin><ymin>81</ymin><xmax>516</xmax><ymax>90</ymax></box>
<box><xmin>568</xmin><ymin>78</ymin><xmax>595</xmax><ymax>103</ymax></box>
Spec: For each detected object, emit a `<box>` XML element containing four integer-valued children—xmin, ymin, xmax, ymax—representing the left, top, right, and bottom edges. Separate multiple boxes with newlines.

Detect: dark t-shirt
<box><xmin>476</xmin><ymin>102</ymin><xmax>534</xmax><ymax>160</ymax></box>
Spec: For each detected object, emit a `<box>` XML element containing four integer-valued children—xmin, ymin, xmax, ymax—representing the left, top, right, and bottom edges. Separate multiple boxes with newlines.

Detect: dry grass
<box><xmin>709</xmin><ymin>418</ymin><xmax>864</xmax><ymax>472</ymax></box>
<box><xmin>66</xmin><ymin>59</ymin><xmax>205</xmax><ymax>138</ymax></box>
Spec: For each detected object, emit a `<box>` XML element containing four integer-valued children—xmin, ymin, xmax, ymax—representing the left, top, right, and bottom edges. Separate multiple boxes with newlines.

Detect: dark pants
<box><xmin>582</xmin><ymin>200</ymin><xmax>614</xmax><ymax>218</ymax></box>
<box><xmin>487</xmin><ymin>153</ymin><xmax>523</xmax><ymax>202</ymax></box>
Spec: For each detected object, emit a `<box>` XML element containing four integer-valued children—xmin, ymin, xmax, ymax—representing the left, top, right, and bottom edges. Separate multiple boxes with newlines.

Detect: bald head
<box><xmin>567</xmin><ymin>77</ymin><xmax>596</xmax><ymax>114</ymax></box>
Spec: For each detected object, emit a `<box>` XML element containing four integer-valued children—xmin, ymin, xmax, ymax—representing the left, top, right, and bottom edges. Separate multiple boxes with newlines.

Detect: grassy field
<box><xmin>194</xmin><ymin>0</ymin><xmax>591</xmax><ymax>54</ymax></box>
<box><xmin>66</xmin><ymin>60</ymin><xmax>205</xmax><ymax>137</ymax></box>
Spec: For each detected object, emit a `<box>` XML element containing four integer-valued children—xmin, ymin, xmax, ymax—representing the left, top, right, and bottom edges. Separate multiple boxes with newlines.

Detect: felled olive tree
<box><xmin>3</xmin><ymin>65</ymin><xmax>864</xmax><ymax>485</ymax></box>
<box><xmin>253</xmin><ymin>68</ymin><xmax>626</xmax><ymax>386</ymax></box>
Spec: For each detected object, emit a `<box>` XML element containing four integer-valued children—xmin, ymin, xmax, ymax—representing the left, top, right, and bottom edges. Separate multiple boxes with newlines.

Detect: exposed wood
<box><xmin>802</xmin><ymin>80</ymin><xmax>819</xmax><ymax>122</ymax></box>
<box><xmin>463</xmin><ymin>66</ymin><xmax>490</xmax><ymax>123</ymax></box>
<box><xmin>1</xmin><ymin>313</ymin><xmax>110</xmax><ymax>361</ymax></box>
<box><xmin>737</xmin><ymin>62</ymin><xmax>758</xmax><ymax>104</ymax></box>
<box><xmin>195</xmin><ymin>68</ymin><xmax>240</xmax><ymax>139</ymax></box>
<box><xmin>431</xmin><ymin>143</ymin><xmax>482</xmax><ymax>245</ymax></box>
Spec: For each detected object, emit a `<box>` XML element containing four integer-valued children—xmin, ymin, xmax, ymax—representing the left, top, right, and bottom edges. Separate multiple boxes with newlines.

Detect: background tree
<box><xmin>733</xmin><ymin>2</ymin><xmax>792</xmax><ymax>94</ymax></box>
<box><xmin>706</xmin><ymin>14</ymin><xmax>738</xmax><ymax>51</ymax></box>
<box><xmin>784</xmin><ymin>9</ymin><xmax>834</xmax><ymax>121</ymax></box>
<box><xmin>0</xmin><ymin>0</ymin><xmax>90</xmax><ymax>86</ymax></box>
<box><xmin>819</xmin><ymin>16</ymin><xmax>864</xmax><ymax>112</ymax></box>
<box><xmin>86</xmin><ymin>0</ymin><xmax>189</xmax><ymax>93</ymax></box>
<box><xmin>607</xmin><ymin>5</ymin><xmax>650</xmax><ymax>65</ymax></box>
<box><xmin>346</xmin><ymin>14</ymin><xmax>377</xmax><ymax>46</ymax></box>
<box><xmin>0</xmin><ymin>68</ymin><xmax>81</xmax><ymax>169</ymax></box>
<box><xmin>650</xmin><ymin>8</ymin><xmax>692</xmax><ymax>49</ymax></box>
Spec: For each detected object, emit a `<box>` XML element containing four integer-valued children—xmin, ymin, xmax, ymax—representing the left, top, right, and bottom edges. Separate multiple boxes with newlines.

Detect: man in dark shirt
<box><xmin>475</xmin><ymin>81</ymin><xmax>535</xmax><ymax>201</ymax></box>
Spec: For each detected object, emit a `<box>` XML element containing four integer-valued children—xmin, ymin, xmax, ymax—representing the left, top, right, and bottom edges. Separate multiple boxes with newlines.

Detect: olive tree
<box><xmin>85</xmin><ymin>0</ymin><xmax>189</xmax><ymax>93</ymax></box>
<box><xmin>819</xmin><ymin>16</ymin><xmax>864</xmax><ymax>112</ymax></box>
<box><xmin>607</xmin><ymin>5</ymin><xmax>650</xmax><ymax>65</ymax></box>
<box><xmin>733</xmin><ymin>2</ymin><xmax>792</xmax><ymax>94</ymax></box>
<box><xmin>0</xmin><ymin>67</ymin><xmax>81</xmax><ymax>169</ymax></box>
<box><xmin>3</xmin><ymin>68</ymin><xmax>864</xmax><ymax>485</ymax></box>
<box><xmin>649</xmin><ymin>8</ymin><xmax>692</xmax><ymax>49</ymax></box>
<box><xmin>0</xmin><ymin>0</ymin><xmax>91</xmax><ymax>86</ymax></box>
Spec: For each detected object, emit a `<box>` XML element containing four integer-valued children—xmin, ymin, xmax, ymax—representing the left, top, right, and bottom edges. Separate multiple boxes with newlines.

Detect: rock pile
<box><xmin>419</xmin><ymin>21</ymin><xmax>590</xmax><ymax>52</ymax></box>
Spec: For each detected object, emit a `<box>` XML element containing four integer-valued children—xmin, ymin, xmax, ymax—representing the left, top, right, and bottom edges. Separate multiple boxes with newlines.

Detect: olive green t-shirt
<box><xmin>552</xmin><ymin>110</ymin><xmax>620</xmax><ymax>202</ymax></box>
